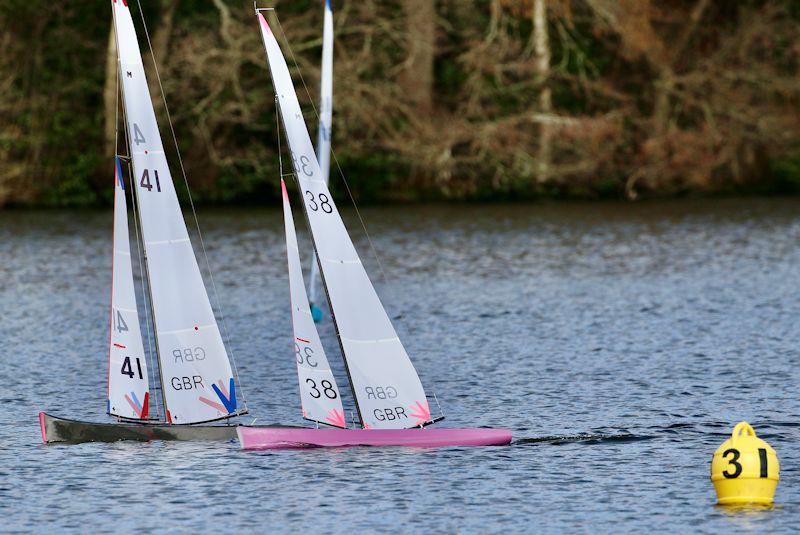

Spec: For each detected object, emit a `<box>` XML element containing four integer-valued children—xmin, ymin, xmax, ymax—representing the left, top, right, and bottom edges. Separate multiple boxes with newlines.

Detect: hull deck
<box><xmin>237</xmin><ymin>426</ymin><xmax>512</xmax><ymax>449</ymax></box>
<box><xmin>39</xmin><ymin>412</ymin><xmax>253</xmax><ymax>444</ymax></box>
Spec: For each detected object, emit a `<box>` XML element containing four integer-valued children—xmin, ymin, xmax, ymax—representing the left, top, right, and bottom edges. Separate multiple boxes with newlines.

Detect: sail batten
<box><xmin>258</xmin><ymin>13</ymin><xmax>430</xmax><ymax>430</ymax></box>
<box><xmin>112</xmin><ymin>0</ymin><xmax>237</xmax><ymax>425</ymax></box>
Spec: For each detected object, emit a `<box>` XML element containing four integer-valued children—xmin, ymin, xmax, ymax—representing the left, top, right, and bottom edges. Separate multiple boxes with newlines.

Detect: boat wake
<box><xmin>514</xmin><ymin>433</ymin><xmax>654</xmax><ymax>446</ymax></box>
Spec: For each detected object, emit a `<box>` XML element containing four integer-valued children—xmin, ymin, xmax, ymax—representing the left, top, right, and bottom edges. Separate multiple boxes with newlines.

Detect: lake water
<box><xmin>1</xmin><ymin>198</ymin><xmax>799</xmax><ymax>532</ymax></box>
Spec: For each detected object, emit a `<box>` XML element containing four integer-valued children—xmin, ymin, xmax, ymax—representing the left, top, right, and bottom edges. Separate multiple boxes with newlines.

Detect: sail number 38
<box><xmin>306</xmin><ymin>378</ymin><xmax>337</xmax><ymax>399</ymax></box>
<box><xmin>305</xmin><ymin>191</ymin><xmax>332</xmax><ymax>213</ymax></box>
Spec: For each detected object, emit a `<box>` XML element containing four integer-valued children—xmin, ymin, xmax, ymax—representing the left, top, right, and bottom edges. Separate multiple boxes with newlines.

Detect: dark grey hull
<box><xmin>38</xmin><ymin>412</ymin><xmax>243</xmax><ymax>444</ymax></box>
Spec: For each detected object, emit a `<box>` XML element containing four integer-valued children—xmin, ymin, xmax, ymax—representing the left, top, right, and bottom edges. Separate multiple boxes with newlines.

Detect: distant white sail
<box><xmin>308</xmin><ymin>0</ymin><xmax>334</xmax><ymax>311</ymax></box>
<box><xmin>258</xmin><ymin>14</ymin><xmax>431</xmax><ymax>429</ymax></box>
<box><xmin>281</xmin><ymin>179</ymin><xmax>345</xmax><ymax>428</ymax></box>
<box><xmin>113</xmin><ymin>0</ymin><xmax>237</xmax><ymax>424</ymax></box>
<box><xmin>316</xmin><ymin>0</ymin><xmax>333</xmax><ymax>187</ymax></box>
<box><xmin>108</xmin><ymin>158</ymin><xmax>151</xmax><ymax>420</ymax></box>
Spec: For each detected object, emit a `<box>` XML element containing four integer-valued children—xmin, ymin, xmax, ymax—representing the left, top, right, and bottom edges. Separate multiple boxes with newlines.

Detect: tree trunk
<box><xmin>652</xmin><ymin>66</ymin><xmax>673</xmax><ymax>134</ymax></box>
<box><xmin>400</xmin><ymin>0</ymin><xmax>435</xmax><ymax>112</ymax></box>
<box><xmin>533</xmin><ymin>0</ymin><xmax>552</xmax><ymax>182</ymax></box>
<box><xmin>146</xmin><ymin>0</ymin><xmax>180</xmax><ymax>117</ymax></box>
<box><xmin>103</xmin><ymin>23</ymin><xmax>118</xmax><ymax>158</ymax></box>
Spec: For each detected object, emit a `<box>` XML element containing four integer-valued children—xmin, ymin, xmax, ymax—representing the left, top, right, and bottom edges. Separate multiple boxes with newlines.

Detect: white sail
<box><xmin>108</xmin><ymin>157</ymin><xmax>151</xmax><ymax>420</ymax></box>
<box><xmin>316</xmin><ymin>0</ymin><xmax>333</xmax><ymax>187</ymax></box>
<box><xmin>308</xmin><ymin>0</ymin><xmax>334</xmax><ymax>311</ymax></box>
<box><xmin>258</xmin><ymin>13</ymin><xmax>431</xmax><ymax>429</ymax></box>
<box><xmin>281</xmin><ymin>179</ymin><xmax>346</xmax><ymax>428</ymax></box>
<box><xmin>113</xmin><ymin>0</ymin><xmax>237</xmax><ymax>424</ymax></box>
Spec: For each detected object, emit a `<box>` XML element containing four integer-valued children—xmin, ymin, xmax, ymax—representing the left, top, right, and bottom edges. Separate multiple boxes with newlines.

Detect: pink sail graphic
<box><xmin>326</xmin><ymin>409</ymin><xmax>346</xmax><ymax>428</ymax></box>
<box><xmin>409</xmin><ymin>400</ymin><xmax>432</xmax><ymax>427</ymax></box>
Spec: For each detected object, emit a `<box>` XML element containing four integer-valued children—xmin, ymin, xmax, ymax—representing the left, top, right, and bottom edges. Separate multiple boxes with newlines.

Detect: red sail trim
<box><xmin>106</xmin><ymin>167</ymin><xmax>119</xmax><ymax>399</ymax></box>
<box><xmin>140</xmin><ymin>392</ymin><xmax>150</xmax><ymax>419</ymax></box>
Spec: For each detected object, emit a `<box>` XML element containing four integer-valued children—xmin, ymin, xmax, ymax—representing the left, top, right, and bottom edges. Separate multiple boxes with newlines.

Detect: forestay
<box><xmin>308</xmin><ymin>0</ymin><xmax>334</xmax><ymax>309</ymax></box>
<box><xmin>113</xmin><ymin>0</ymin><xmax>237</xmax><ymax>424</ymax></box>
<box><xmin>281</xmin><ymin>179</ymin><xmax>345</xmax><ymax>428</ymax></box>
<box><xmin>108</xmin><ymin>158</ymin><xmax>151</xmax><ymax>420</ymax></box>
<box><xmin>258</xmin><ymin>13</ymin><xmax>431</xmax><ymax>429</ymax></box>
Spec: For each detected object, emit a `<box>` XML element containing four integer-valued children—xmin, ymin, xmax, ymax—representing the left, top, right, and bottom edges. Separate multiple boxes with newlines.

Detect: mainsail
<box><xmin>308</xmin><ymin>0</ymin><xmax>334</xmax><ymax>316</ymax></box>
<box><xmin>281</xmin><ymin>179</ymin><xmax>345</xmax><ymax>428</ymax></box>
<box><xmin>258</xmin><ymin>13</ymin><xmax>431</xmax><ymax>429</ymax></box>
<box><xmin>108</xmin><ymin>157</ymin><xmax>151</xmax><ymax>420</ymax></box>
<box><xmin>113</xmin><ymin>0</ymin><xmax>238</xmax><ymax>424</ymax></box>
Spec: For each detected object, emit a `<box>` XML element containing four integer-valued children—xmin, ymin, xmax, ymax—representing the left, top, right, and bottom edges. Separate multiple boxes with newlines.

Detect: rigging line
<box><xmin>134</xmin><ymin>0</ymin><xmax>249</xmax><ymax>409</ymax></box>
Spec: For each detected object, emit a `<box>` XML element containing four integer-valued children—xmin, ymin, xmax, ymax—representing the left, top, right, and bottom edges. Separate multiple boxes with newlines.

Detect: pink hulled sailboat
<box><xmin>236</xmin><ymin>9</ymin><xmax>511</xmax><ymax>449</ymax></box>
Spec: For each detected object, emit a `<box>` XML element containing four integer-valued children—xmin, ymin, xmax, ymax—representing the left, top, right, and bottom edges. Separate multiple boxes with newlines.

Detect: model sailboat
<box><xmin>39</xmin><ymin>0</ymin><xmax>247</xmax><ymax>443</ymax></box>
<box><xmin>308</xmin><ymin>0</ymin><xmax>334</xmax><ymax>323</ymax></box>
<box><xmin>236</xmin><ymin>11</ymin><xmax>511</xmax><ymax>448</ymax></box>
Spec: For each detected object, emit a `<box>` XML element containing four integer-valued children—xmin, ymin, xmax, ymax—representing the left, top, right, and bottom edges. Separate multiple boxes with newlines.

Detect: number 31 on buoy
<box><xmin>710</xmin><ymin>421</ymin><xmax>780</xmax><ymax>505</ymax></box>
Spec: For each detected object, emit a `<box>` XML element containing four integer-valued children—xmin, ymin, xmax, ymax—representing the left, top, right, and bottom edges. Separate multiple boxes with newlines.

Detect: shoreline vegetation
<box><xmin>1</xmin><ymin>0</ymin><xmax>798</xmax><ymax>208</ymax></box>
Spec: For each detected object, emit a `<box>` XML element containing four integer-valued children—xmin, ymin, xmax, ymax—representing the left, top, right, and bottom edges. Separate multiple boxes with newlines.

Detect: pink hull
<box><xmin>237</xmin><ymin>426</ymin><xmax>512</xmax><ymax>450</ymax></box>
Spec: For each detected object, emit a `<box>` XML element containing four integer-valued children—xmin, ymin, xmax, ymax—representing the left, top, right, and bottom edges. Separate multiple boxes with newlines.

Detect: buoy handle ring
<box><xmin>731</xmin><ymin>421</ymin><xmax>756</xmax><ymax>442</ymax></box>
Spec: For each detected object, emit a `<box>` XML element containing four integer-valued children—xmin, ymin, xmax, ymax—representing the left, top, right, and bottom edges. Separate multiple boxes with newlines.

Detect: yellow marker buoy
<box><xmin>710</xmin><ymin>421</ymin><xmax>779</xmax><ymax>505</ymax></box>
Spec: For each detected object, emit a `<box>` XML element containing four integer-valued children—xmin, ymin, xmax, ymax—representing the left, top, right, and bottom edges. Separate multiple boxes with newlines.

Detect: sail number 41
<box><xmin>121</xmin><ymin>356</ymin><xmax>144</xmax><ymax>380</ymax></box>
<box><xmin>140</xmin><ymin>169</ymin><xmax>162</xmax><ymax>192</ymax></box>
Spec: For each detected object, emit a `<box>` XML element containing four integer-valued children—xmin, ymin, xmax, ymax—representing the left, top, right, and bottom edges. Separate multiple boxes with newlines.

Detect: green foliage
<box><xmin>770</xmin><ymin>151</ymin><xmax>800</xmax><ymax>194</ymax></box>
<box><xmin>0</xmin><ymin>0</ymin><xmax>798</xmax><ymax>207</ymax></box>
<box><xmin>332</xmin><ymin>152</ymin><xmax>409</xmax><ymax>202</ymax></box>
